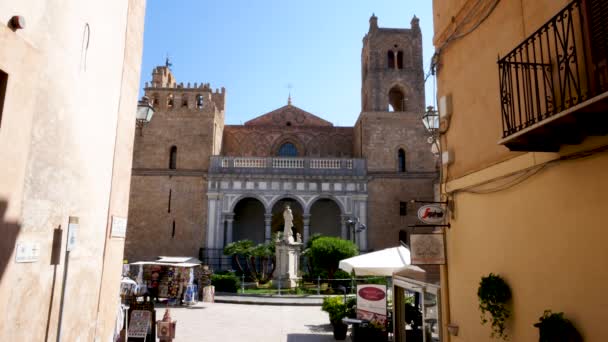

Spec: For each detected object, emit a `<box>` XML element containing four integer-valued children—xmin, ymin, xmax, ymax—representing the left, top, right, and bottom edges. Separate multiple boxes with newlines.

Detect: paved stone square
<box><xmin>165</xmin><ymin>302</ymin><xmax>349</xmax><ymax>342</ymax></box>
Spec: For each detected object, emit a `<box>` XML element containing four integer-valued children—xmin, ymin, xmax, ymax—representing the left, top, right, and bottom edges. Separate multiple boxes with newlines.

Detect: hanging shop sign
<box><xmin>410</xmin><ymin>233</ymin><xmax>446</xmax><ymax>265</ymax></box>
<box><xmin>417</xmin><ymin>204</ymin><xmax>446</xmax><ymax>224</ymax></box>
<box><xmin>357</xmin><ymin>284</ymin><xmax>388</xmax><ymax>328</ymax></box>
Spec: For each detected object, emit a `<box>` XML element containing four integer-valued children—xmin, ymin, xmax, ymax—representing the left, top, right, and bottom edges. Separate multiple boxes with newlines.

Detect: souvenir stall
<box><xmin>130</xmin><ymin>256</ymin><xmax>202</xmax><ymax>306</ymax></box>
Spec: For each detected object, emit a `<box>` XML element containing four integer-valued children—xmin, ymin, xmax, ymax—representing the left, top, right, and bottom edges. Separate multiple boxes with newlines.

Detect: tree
<box><xmin>223</xmin><ymin>240</ymin><xmax>253</xmax><ymax>274</ymax></box>
<box><xmin>309</xmin><ymin>236</ymin><xmax>358</xmax><ymax>279</ymax></box>
<box><xmin>302</xmin><ymin>233</ymin><xmax>322</xmax><ymax>276</ymax></box>
<box><xmin>223</xmin><ymin>239</ymin><xmax>276</xmax><ymax>283</ymax></box>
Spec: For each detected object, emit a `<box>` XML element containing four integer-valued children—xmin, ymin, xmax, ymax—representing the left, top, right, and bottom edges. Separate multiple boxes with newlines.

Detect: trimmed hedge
<box><xmin>211</xmin><ymin>273</ymin><xmax>240</xmax><ymax>293</ymax></box>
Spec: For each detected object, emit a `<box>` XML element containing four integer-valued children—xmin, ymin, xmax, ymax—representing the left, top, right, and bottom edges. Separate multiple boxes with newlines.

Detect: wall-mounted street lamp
<box><xmin>422</xmin><ymin>105</ymin><xmax>440</xmax><ymax>154</ymax></box>
<box><xmin>136</xmin><ymin>96</ymin><xmax>155</xmax><ymax>136</ymax></box>
<box><xmin>346</xmin><ymin>217</ymin><xmax>366</xmax><ymax>244</ymax></box>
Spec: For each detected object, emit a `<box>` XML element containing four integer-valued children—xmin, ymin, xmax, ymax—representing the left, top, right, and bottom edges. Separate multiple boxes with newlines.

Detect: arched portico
<box><xmin>232</xmin><ymin>197</ymin><xmax>266</xmax><ymax>244</ymax></box>
<box><xmin>309</xmin><ymin>198</ymin><xmax>343</xmax><ymax>239</ymax></box>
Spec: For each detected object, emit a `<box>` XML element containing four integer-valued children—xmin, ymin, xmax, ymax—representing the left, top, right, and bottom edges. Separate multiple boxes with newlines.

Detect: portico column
<box><xmin>264</xmin><ymin>213</ymin><xmax>272</xmax><ymax>242</ymax></box>
<box><xmin>225</xmin><ymin>214</ymin><xmax>234</xmax><ymax>245</ymax></box>
<box><xmin>340</xmin><ymin>215</ymin><xmax>348</xmax><ymax>240</ymax></box>
<box><xmin>302</xmin><ymin>214</ymin><xmax>311</xmax><ymax>245</ymax></box>
<box><xmin>358</xmin><ymin>201</ymin><xmax>368</xmax><ymax>251</ymax></box>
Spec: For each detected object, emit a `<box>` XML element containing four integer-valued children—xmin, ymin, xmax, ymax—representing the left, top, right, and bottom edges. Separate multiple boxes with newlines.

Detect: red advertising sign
<box><xmin>358</xmin><ymin>286</ymin><xmax>386</xmax><ymax>301</ymax></box>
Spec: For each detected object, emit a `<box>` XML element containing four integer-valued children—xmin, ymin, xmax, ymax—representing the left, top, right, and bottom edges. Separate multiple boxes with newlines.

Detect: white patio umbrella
<box><xmin>338</xmin><ymin>245</ymin><xmax>425</xmax><ymax>276</ymax></box>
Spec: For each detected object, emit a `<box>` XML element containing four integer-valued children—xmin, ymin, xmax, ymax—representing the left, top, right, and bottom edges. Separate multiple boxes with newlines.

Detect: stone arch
<box><xmin>395</xmin><ymin>145</ymin><xmax>407</xmax><ymax>172</ymax></box>
<box><xmin>167</xmin><ymin>93</ymin><xmax>174</xmax><ymax>109</ymax></box>
<box><xmin>180</xmin><ymin>93</ymin><xmax>189</xmax><ymax>108</ymax></box>
<box><xmin>267</xmin><ymin>195</ymin><xmax>306</xmax><ymax>214</ymax></box>
<box><xmin>232</xmin><ymin>197</ymin><xmax>266</xmax><ymax>244</ymax></box>
<box><xmin>271</xmin><ymin>135</ymin><xmax>306</xmax><ymax>157</ymax></box>
<box><xmin>228</xmin><ymin>193</ymin><xmax>268</xmax><ymax>213</ymax></box>
<box><xmin>388</xmin><ymin>85</ymin><xmax>407</xmax><ymax>112</ymax></box>
<box><xmin>309</xmin><ymin>197</ymin><xmax>342</xmax><ymax>238</ymax></box>
<box><xmin>305</xmin><ymin>194</ymin><xmax>346</xmax><ymax>214</ymax></box>
<box><xmin>270</xmin><ymin>197</ymin><xmax>305</xmax><ymax>241</ymax></box>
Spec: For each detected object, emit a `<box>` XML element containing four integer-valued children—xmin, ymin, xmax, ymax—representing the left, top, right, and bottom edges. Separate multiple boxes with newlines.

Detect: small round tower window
<box><xmin>286</xmin><ymin>122</ymin><xmax>292</xmax><ymax>126</ymax></box>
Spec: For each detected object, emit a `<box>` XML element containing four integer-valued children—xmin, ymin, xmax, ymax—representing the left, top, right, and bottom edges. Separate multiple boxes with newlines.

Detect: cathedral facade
<box><xmin>124</xmin><ymin>16</ymin><xmax>437</xmax><ymax>268</ymax></box>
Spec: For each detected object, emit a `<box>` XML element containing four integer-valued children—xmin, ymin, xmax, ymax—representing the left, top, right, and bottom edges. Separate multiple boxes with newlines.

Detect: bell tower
<box><xmin>361</xmin><ymin>15</ymin><xmax>425</xmax><ymax>114</ymax></box>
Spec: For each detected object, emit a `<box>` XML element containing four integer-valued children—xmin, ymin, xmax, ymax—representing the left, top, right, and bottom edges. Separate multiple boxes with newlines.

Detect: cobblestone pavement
<box><xmin>165</xmin><ymin>302</ymin><xmax>350</xmax><ymax>342</ymax></box>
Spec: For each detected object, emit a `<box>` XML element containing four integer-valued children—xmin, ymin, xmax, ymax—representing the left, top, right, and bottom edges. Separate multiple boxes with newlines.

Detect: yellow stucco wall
<box><xmin>432</xmin><ymin>0</ymin><xmax>608</xmax><ymax>340</ymax></box>
<box><xmin>445</xmin><ymin>150</ymin><xmax>608</xmax><ymax>341</ymax></box>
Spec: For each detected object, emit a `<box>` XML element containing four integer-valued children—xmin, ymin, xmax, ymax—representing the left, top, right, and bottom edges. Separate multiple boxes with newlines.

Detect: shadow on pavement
<box><xmin>305</xmin><ymin>324</ymin><xmax>333</xmax><ymax>333</ymax></box>
<box><xmin>286</xmin><ymin>334</ymin><xmax>342</xmax><ymax>342</ymax></box>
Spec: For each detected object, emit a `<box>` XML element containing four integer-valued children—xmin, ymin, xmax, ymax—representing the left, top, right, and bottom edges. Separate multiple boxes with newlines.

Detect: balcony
<box><xmin>209</xmin><ymin>156</ymin><xmax>367</xmax><ymax>177</ymax></box>
<box><xmin>498</xmin><ymin>0</ymin><xmax>608</xmax><ymax>152</ymax></box>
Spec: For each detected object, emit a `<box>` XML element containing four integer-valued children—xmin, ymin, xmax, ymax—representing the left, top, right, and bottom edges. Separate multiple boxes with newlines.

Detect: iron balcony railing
<box><xmin>498</xmin><ymin>0</ymin><xmax>608</xmax><ymax>138</ymax></box>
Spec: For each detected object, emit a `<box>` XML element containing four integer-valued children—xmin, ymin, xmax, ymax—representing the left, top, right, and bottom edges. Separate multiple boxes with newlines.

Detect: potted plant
<box><xmin>534</xmin><ymin>310</ymin><xmax>582</xmax><ymax>342</ymax></box>
<box><xmin>322</xmin><ymin>296</ymin><xmax>349</xmax><ymax>340</ymax></box>
<box><xmin>478</xmin><ymin>273</ymin><xmax>511</xmax><ymax>340</ymax></box>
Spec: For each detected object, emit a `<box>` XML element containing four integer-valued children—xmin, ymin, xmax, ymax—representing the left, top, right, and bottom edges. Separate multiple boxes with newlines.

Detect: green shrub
<box><xmin>534</xmin><ymin>310</ymin><xmax>582</xmax><ymax>342</ymax></box>
<box><xmin>321</xmin><ymin>296</ymin><xmax>348</xmax><ymax>323</ymax></box>
<box><xmin>211</xmin><ymin>273</ymin><xmax>240</xmax><ymax>293</ymax></box>
<box><xmin>478</xmin><ymin>273</ymin><xmax>511</xmax><ymax>340</ymax></box>
<box><xmin>309</xmin><ymin>237</ymin><xmax>358</xmax><ymax>279</ymax></box>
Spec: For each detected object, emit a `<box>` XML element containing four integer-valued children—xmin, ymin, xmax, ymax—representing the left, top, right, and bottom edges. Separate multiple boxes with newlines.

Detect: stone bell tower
<box><xmin>361</xmin><ymin>14</ymin><xmax>425</xmax><ymax>114</ymax></box>
<box><xmin>354</xmin><ymin>15</ymin><xmax>437</xmax><ymax>250</ymax></box>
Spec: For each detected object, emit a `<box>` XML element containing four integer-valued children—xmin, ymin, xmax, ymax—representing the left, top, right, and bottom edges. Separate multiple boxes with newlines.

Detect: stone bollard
<box><xmin>157</xmin><ymin>308</ymin><xmax>176</xmax><ymax>341</ymax></box>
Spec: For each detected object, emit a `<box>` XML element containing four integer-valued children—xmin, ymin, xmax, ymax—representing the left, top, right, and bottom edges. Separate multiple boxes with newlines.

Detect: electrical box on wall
<box><xmin>439</xmin><ymin>94</ymin><xmax>452</xmax><ymax>119</ymax></box>
<box><xmin>442</xmin><ymin>150</ymin><xmax>454</xmax><ymax>165</ymax></box>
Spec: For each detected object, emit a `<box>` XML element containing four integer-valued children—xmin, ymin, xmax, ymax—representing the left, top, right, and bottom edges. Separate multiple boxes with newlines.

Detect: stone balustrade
<box><xmin>210</xmin><ymin>156</ymin><xmax>366</xmax><ymax>176</ymax></box>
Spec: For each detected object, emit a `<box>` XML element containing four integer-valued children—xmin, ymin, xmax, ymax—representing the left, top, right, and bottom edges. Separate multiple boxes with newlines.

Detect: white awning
<box><xmin>338</xmin><ymin>246</ymin><xmax>425</xmax><ymax>276</ymax></box>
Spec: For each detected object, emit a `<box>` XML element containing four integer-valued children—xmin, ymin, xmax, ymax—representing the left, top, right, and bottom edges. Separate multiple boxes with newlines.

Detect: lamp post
<box><xmin>422</xmin><ymin>105</ymin><xmax>440</xmax><ymax>154</ymax></box>
<box><xmin>136</xmin><ymin>96</ymin><xmax>155</xmax><ymax>136</ymax></box>
<box><xmin>346</xmin><ymin>217</ymin><xmax>366</xmax><ymax>247</ymax></box>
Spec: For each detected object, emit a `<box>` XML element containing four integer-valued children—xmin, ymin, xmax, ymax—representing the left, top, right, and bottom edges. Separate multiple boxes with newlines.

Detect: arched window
<box><xmin>169</xmin><ymin>146</ymin><xmax>177</xmax><ymax>169</ymax></box>
<box><xmin>278</xmin><ymin>142</ymin><xmax>298</xmax><ymax>157</ymax></box>
<box><xmin>398</xmin><ymin>149</ymin><xmax>406</xmax><ymax>172</ymax></box>
<box><xmin>196</xmin><ymin>94</ymin><xmax>204</xmax><ymax>109</ymax></box>
<box><xmin>388</xmin><ymin>86</ymin><xmax>406</xmax><ymax>111</ymax></box>
<box><xmin>181</xmin><ymin>96</ymin><xmax>188</xmax><ymax>107</ymax></box>
<box><xmin>387</xmin><ymin>51</ymin><xmax>395</xmax><ymax>69</ymax></box>
<box><xmin>167</xmin><ymin>94</ymin><xmax>174</xmax><ymax>109</ymax></box>
<box><xmin>397</xmin><ymin>51</ymin><xmax>404</xmax><ymax>69</ymax></box>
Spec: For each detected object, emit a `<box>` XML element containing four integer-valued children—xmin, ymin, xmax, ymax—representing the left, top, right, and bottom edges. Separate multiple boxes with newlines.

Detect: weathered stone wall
<box><xmin>361</xmin><ymin>16</ymin><xmax>425</xmax><ymax>114</ymax></box>
<box><xmin>354</xmin><ymin>111</ymin><xmax>436</xmax><ymax>173</ymax></box>
<box><xmin>355</xmin><ymin>16</ymin><xmax>438</xmax><ymax>251</ymax></box>
<box><xmin>223</xmin><ymin>125</ymin><xmax>354</xmax><ymax>157</ymax></box>
<box><xmin>366</xmin><ymin>177</ymin><xmax>435</xmax><ymax>250</ymax></box>
<box><xmin>125</xmin><ymin>175</ymin><xmax>207</xmax><ymax>262</ymax></box>
<box><xmin>126</xmin><ymin>68</ymin><xmax>223</xmax><ymax>263</ymax></box>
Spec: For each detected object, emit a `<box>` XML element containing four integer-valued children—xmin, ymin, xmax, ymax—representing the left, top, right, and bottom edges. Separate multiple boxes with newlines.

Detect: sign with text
<box><xmin>128</xmin><ymin>310</ymin><xmax>151</xmax><ymax>338</ymax></box>
<box><xmin>356</xmin><ymin>284</ymin><xmax>387</xmax><ymax>329</ymax></box>
<box><xmin>15</xmin><ymin>242</ymin><xmax>40</xmax><ymax>263</ymax></box>
<box><xmin>411</xmin><ymin>233</ymin><xmax>445</xmax><ymax>265</ymax></box>
<box><xmin>66</xmin><ymin>219</ymin><xmax>78</xmax><ymax>252</ymax></box>
<box><xmin>417</xmin><ymin>204</ymin><xmax>446</xmax><ymax>224</ymax></box>
<box><xmin>111</xmin><ymin>216</ymin><xmax>127</xmax><ymax>238</ymax></box>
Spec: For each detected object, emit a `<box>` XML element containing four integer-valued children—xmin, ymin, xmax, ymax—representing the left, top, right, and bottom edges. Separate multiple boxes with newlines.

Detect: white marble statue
<box><xmin>296</xmin><ymin>233</ymin><xmax>302</xmax><ymax>243</ymax></box>
<box><xmin>283</xmin><ymin>205</ymin><xmax>294</xmax><ymax>243</ymax></box>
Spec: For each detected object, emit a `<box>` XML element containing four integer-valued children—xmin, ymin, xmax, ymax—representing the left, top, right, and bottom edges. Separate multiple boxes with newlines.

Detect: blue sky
<box><xmin>139</xmin><ymin>1</ymin><xmax>435</xmax><ymax>126</ymax></box>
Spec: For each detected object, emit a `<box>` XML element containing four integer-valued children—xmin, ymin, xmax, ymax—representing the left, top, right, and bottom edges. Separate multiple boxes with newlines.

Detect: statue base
<box><xmin>273</xmin><ymin>240</ymin><xmax>302</xmax><ymax>289</ymax></box>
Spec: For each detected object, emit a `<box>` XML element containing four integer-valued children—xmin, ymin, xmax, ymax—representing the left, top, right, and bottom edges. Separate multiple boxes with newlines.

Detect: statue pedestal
<box><xmin>273</xmin><ymin>240</ymin><xmax>302</xmax><ymax>289</ymax></box>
